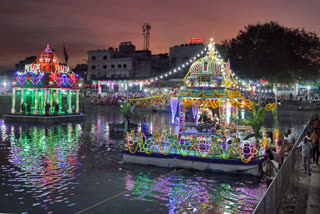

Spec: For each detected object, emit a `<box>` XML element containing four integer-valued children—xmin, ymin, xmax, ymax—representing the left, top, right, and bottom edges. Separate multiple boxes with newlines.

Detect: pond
<box><xmin>0</xmin><ymin>105</ymin><xmax>313</xmax><ymax>213</ymax></box>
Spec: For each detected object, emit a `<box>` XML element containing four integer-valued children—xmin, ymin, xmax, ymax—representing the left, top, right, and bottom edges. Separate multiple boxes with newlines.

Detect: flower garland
<box><xmin>178</xmin><ymin>89</ymin><xmax>227</xmax><ymax>98</ymax></box>
<box><xmin>126</xmin><ymin>129</ymin><xmax>264</xmax><ymax>163</ymax></box>
<box><xmin>184</xmin><ymin>98</ymin><xmax>221</xmax><ymax>109</ymax></box>
<box><xmin>129</xmin><ymin>92</ymin><xmax>172</xmax><ymax>107</ymax></box>
<box><xmin>195</xmin><ymin>137</ymin><xmax>216</xmax><ymax>158</ymax></box>
<box><xmin>215</xmin><ymin>138</ymin><xmax>237</xmax><ymax>160</ymax></box>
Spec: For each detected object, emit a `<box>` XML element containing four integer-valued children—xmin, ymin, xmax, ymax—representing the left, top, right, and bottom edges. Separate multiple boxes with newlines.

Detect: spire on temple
<box><xmin>44</xmin><ymin>44</ymin><xmax>52</xmax><ymax>53</ymax></box>
<box><xmin>208</xmin><ymin>38</ymin><xmax>215</xmax><ymax>58</ymax></box>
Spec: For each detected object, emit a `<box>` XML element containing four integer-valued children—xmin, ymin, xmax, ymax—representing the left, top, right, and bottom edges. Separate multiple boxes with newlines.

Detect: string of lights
<box><xmin>95</xmin><ymin>43</ymin><xmax>274</xmax><ymax>94</ymax></box>
<box><xmin>148</xmin><ymin>46</ymin><xmax>209</xmax><ymax>83</ymax></box>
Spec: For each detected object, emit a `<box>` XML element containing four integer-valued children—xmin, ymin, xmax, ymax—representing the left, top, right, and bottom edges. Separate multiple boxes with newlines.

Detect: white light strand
<box><xmin>144</xmin><ymin>45</ymin><xmax>209</xmax><ymax>84</ymax></box>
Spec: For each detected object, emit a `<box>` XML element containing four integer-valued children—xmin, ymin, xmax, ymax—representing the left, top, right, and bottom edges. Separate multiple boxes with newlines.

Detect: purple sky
<box><xmin>0</xmin><ymin>0</ymin><xmax>319</xmax><ymax>71</ymax></box>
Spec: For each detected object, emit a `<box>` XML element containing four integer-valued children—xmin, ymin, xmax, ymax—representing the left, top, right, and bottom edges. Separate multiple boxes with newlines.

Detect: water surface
<box><xmin>0</xmin><ymin>106</ymin><xmax>313</xmax><ymax>213</ymax></box>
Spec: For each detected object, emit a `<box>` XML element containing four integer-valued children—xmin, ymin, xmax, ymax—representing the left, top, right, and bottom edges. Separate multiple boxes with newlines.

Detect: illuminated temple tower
<box><xmin>11</xmin><ymin>44</ymin><xmax>81</xmax><ymax>115</ymax></box>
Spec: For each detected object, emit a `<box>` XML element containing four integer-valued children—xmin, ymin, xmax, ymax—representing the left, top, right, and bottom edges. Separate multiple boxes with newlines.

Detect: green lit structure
<box><xmin>11</xmin><ymin>44</ymin><xmax>81</xmax><ymax>115</ymax></box>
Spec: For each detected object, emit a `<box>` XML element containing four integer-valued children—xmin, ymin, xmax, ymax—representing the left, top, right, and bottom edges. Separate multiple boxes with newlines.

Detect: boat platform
<box><xmin>123</xmin><ymin>150</ymin><xmax>264</xmax><ymax>176</ymax></box>
<box><xmin>3</xmin><ymin>113</ymin><xmax>86</xmax><ymax>123</ymax></box>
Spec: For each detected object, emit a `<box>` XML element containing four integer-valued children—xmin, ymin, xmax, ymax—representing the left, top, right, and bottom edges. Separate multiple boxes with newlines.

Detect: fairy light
<box><xmin>109</xmin><ymin>44</ymin><xmax>211</xmax><ymax>85</ymax></box>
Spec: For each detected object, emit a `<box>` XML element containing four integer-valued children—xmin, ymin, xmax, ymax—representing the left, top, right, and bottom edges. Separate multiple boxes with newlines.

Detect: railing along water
<box><xmin>253</xmin><ymin>116</ymin><xmax>313</xmax><ymax>214</ymax></box>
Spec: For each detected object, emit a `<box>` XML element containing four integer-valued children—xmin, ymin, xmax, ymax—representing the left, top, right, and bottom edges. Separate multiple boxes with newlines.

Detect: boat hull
<box><xmin>122</xmin><ymin>151</ymin><xmax>263</xmax><ymax>176</ymax></box>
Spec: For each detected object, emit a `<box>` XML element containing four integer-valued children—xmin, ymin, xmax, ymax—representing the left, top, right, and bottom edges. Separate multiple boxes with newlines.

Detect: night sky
<box><xmin>0</xmin><ymin>0</ymin><xmax>319</xmax><ymax>71</ymax></box>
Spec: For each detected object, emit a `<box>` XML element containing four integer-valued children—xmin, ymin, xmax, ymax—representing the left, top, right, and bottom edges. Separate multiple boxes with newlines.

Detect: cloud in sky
<box><xmin>0</xmin><ymin>0</ymin><xmax>319</xmax><ymax>70</ymax></box>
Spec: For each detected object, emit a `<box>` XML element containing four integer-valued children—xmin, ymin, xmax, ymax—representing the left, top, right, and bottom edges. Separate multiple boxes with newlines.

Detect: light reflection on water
<box><xmin>122</xmin><ymin>170</ymin><xmax>265</xmax><ymax>214</ymax></box>
<box><xmin>0</xmin><ymin>106</ymin><xmax>314</xmax><ymax>213</ymax></box>
<box><xmin>1</xmin><ymin>124</ymin><xmax>81</xmax><ymax>212</ymax></box>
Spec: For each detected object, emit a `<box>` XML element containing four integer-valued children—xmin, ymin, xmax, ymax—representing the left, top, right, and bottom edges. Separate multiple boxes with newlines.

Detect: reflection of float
<box><xmin>123</xmin><ymin>171</ymin><xmax>260</xmax><ymax>213</ymax></box>
<box><xmin>125</xmin><ymin>39</ymin><xmax>278</xmax><ymax>176</ymax></box>
<box><xmin>5</xmin><ymin>124</ymin><xmax>81</xmax><ymax>209</ymax></box>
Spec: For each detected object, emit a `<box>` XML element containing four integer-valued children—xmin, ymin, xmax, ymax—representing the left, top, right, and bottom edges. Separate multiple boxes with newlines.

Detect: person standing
<box><xmin>263</xmin><ymin>149</ymin><xmax>279</xmax><ymax>187</ymax></box>
<box><xmin>27</xmin><ymin>103</ymin><xmax>31</xmax><ymax>115</ymax></box>
<box><xmin>311</xmin><ymin>129</ymin><xmax>320</xmax><ymax>165</ymax></box>
<box><xmin>284</xmin><ymin>132</ymin><xmax>290</xmax><ymax>144</ymax></box>
<box><xmin>297</xmin><ymin>137</ymin><xmax>313</xmax><ymax>175</ymax></box>
<box><xmin>45</xmin><ymin>103</ymin><xmax>51</xmax><ymax>116</ymax></box>
<box><xmin>141</xmin><ymin>117</ymin><xmax>150</xmax><ymax>142</ymax></box>
<box><xmin>21</xmin><ymin>103</ymin><xmax>25</xmax><ymax>114</ymax></box>
<box><xmin>287</xmin><ymin>129</ymin><xmax>295</xmax><ymax>145</ymax></box>
<box><xmin>54</xmin><ymin>103</ymin><xmax>59</xmax><ymax>115</ymax></box>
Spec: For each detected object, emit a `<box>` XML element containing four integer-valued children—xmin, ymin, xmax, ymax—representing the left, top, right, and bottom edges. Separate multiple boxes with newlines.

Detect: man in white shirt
<box><xmin>287</xmin><ymin>129</ymin><xmax>295</xmax><ymax>145</ymax></box>
<box><xmin>284</xmin><ymin>129</ymin><xmax>294</xmax><ymax>145</ymax></box>
<box><xmin>297</xmin><ymin>137</ymin><xmax>313</xmax><ymax>175</ymax></box>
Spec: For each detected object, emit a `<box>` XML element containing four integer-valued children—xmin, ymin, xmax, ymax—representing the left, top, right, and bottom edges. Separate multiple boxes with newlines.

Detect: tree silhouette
<box><xmin>222</xmin><ymin>22</ymin><xmax>320</xmax><ymax>83</ymax></box>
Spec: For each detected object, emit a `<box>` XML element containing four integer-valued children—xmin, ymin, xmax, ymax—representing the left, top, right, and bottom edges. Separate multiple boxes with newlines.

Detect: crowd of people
<box><xmin>90</xmin><ymin>92</ymin><xmax>145</xmax><ymax>105</ymax></box>
<box><xmin>20</xmin><ymin>102</ymin><xmax>76</xmax><ymax>116</ymax></box>
<box><xmin>242</xmin><ymin>91</ymin><xmax>320</xmax><ymax>104</ymax></box>
<box><xmin>262</xmin><ymin>118</ymin><xmax>320</xmax><ymax>188</ymax></box>
<box><xmin>262</xmin><ymin>129</ymin><xmax>295</xmax><ymax>187</ymax></box>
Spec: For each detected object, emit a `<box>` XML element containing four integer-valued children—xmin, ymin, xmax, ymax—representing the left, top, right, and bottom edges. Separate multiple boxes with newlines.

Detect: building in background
<box><xmin>87</xmin><ymin>41</ymin><xmax>169</xmax><ymax>81</ymax></box>
<box><xmin>169</xmin><ymin>37</ymin><xmax>205</xmax><ymax>78</ymax></box>
<box><xmin>72</xmin><ymin>64</ymin><xmax>88</xmax><ymax>82</ymax></box>
<box><xmin>15</xmin><ymin>56</ymin><xmax>37</xmax><ymax>71</ymax></box>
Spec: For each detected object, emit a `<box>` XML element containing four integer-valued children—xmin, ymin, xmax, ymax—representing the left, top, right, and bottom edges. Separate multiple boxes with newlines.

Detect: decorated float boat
<box><xmin>4</xmin><ymin>44</ymin><xmax>84</xmax><ymax>122</ymax></box>
<box><xmin>123</xmin><ymin>40</ymin><xmax>278</xmax><ymax>176</ymax></box>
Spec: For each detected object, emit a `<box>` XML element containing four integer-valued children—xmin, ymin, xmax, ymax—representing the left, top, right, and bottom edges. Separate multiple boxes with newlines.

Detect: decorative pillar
<box><xmin>20</xmin><ymin>89</ymin><xmax>24</xmax><ymax>113</ymax></box>
<box><xmin>11</xmin><ymin>88</ymin><xmax>16</xmax><ymax>114</ymax></box>
<box><xmin>50</xmin><ymin>90</ymin><xmax>53</xmax><ymax>113</ymax></box>
<box><xmin>220</xmin><ymin>100</ymin><xmax>226</xmax><ymax>128</ymax></box>
<box><xmin>76</xmin><ymin>90</ymin><xmax>79</xmax><ymax>113</ymax></box>
<box><xmin>34</xmin><ymin>89</ymin><xmax>38</xmax><ymax>114</ymax></box>
<box><xmin>31</xmin><ymin>89</ymin><xmax>35</xmax><ymax>114</ymax></box>
<box><xmin>56</xmin><ymin>89</ymin><xmax>59</xmax><ymax>103</ymax></box>
<box><xmin>59</xmin><ymin>89</ymin><xmax>62</xmax><ymax>114</ymax></box>
<box><xmin>226</xmin><ymin>100</ymin><xmax>231</xmax><ymax>125</ymax></box>
<box><xmin>43</xmin><ymin>89</ymin><xmax>49</xmax><ymax>115</ymax></box>
<box><xmin>235</xmin><ymin>104</ymin><xmax>239</xmax><ymax>120</ymax></box>
<box><xmin>241</xmin><ymin>99</ymin><xmax>245</xmax><ymax>119</ymax></box>
<box><xmin>40</xmin><ymin>89</ymin><xmax>44</xmax><ymax>114</ymax></box>
<box><xmin>68</xmin><ymin>90</ymin><xmax>72</xmax><ymax>113</ymax></box>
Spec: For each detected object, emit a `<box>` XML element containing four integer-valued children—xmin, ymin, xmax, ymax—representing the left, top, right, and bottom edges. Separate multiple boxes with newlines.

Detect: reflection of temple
<box><xmin>11</xmin><ymin>44</ymin><xmax>81</xmax><ymax>115</ymax></box>
<box><xmin>7</xmin><ymin>124</ymin><xmax>81</xmax><ymax>208</ymax></box>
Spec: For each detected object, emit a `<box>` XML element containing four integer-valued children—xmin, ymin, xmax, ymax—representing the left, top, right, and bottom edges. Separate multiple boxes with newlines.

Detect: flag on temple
<box><xmin>63</xmin><ymin>43</ymin><xmax>69</xmax><ymax>64</ymax></box>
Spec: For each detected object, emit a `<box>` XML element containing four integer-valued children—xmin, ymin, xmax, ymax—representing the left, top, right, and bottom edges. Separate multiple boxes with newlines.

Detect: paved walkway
<box><xmin>306</xmin><ymin>162</ymin><xmax>320</xmax><ymax>214</ymax></box>
<box><xmin>278</xmin><ymin>157</ymin><xmax>320</xmax><ymax>214</ymax></box>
